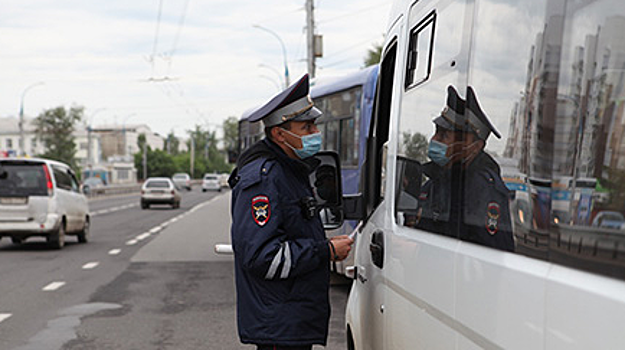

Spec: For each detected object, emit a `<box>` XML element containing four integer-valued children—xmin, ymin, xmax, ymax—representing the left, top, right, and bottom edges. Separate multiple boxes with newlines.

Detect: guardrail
<box><xmin>85</xmin><ymin>179</ymin><xmax>205</xmax><ymax>198</ymax></box>
<box><xmin>84</xmin><ymin>183</ymin><xmax>141</xmax><ymax>198</ymax></box>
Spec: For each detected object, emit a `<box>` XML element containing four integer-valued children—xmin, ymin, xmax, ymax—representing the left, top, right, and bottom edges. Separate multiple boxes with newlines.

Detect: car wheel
<box><xmin>202</xmin><ymin>189</ymin><xmax>206</xmax><ymax>192</ymax></box>
<box><xmin>11</xmin><ymin>237</ymin><xmax>23</xmax><ymax>245</ymax></box>
<box><xmin>141</xmin><ymin>202</ymin><xmax>148</xmax><ymax>209</ymax></box>
<box><xmin>48</xmin><ymin>221</ymin><xmax>66</xmax><ymax>250</ymax></box>
<box><xmin>78</xmin><ymin>217</ymin><xmax>90</xmax><ymax>243</ymax></box>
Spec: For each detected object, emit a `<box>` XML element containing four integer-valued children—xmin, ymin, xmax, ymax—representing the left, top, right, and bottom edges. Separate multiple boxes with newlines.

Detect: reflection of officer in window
<box><xmin>414</xmin><ymin>86</ymin><xmax>514</xmax><ymax>252</ymax></box>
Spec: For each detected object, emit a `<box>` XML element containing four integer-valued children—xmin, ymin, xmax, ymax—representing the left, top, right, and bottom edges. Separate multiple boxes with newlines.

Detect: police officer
<box><xmin>229</xmin><ymin>74</ymin><xmax>354</xmax><ymax>350</ymax></box>
<box><xmin>415</xmin><ymin>85</ymin><xmax>515</xmax><ymax>252</ymax></box>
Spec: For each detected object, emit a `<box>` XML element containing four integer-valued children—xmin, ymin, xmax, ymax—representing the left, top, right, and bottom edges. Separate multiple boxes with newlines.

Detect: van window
<box><xmin>395</xmin><ymin>1</ymin><xmax>469</xmax><ymax>241</ymax></box>
<box><xmin>365</xmin><ymin>41</ymin><xmax>396</xmax><ymax>217</ymax></box>
<box><xmin>0</xmin><ymin>163</ymin><xmax>48</xmax><ymax>197</ymax></box>
<box><xmin>405</xmin><ymin>11</ymin><xmax>436</xmax><ymax>89</ymax></box>
<box><xmin>52</xmin><ymin>166</ymin><xmax>73</xmax><ymax>191</ymax></box>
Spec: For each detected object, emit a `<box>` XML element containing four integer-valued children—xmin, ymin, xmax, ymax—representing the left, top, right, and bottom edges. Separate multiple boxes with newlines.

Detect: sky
<box><xmin>0</xmin><ymin>0</ymin><xmax>392</xmax><ymax>138</ymax></box>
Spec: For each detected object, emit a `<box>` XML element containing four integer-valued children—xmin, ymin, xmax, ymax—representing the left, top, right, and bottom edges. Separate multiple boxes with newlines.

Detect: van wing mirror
<box><xmin>309</xmin><ymin>151</ymin><xmax>344</xmax><ymax>230</ymax></box>
<box><xmin>395</xmin><ymin>156</ymin><xmax>423</xmax><ymax>213</ymax></box>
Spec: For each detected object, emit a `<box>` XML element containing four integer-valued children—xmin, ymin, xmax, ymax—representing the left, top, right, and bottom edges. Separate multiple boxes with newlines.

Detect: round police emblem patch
<box><xmin>486</xmin><ymin>202</ymin><xmax>500</xmax><ymax>235</ymax></box>
<box><xmin>252</xmin><ymin>195</ymin><xmax>271</xmax><ymax>226</ymax></box>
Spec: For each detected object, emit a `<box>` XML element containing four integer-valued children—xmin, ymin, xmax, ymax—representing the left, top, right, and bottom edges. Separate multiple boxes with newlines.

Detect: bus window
<box><xmin>324</xmin><ymin>120</ymin><xmax>340</xmax><ymax>153</ymax></box>
<box><xmin>341</xmin><ymin>117</ymin><xmax>357</xmax><ymax>166</ymax></box>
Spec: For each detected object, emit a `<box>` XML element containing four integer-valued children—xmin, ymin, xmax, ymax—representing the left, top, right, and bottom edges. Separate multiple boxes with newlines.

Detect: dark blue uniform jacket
<box><xmin>416</xmin><ymin>152</ymin><xmax>515</xmax><ymax>252</ymax></box>
<box><xmin>229</xmin><ymin>139</ymin><xmax>330</xmax><ymax>346</ymax></box>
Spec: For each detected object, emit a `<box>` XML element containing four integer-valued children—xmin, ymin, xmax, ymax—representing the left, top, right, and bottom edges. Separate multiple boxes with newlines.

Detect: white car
<box><xmin>141</xmin><ymin>177</ymin><xmax>181</xmax><ymax>209</ymax></box>
<box><xmin>0</xmin><ymin>158</ymin><xmax>90</xmax><ymax>249</ymax></box>
<box><xmin>172</xmin><ymin>172</ymin><xmax>192</xmax><ymax>191</ymax></box>
<box><xmin>202</xmin><ymin>174</ymin><xmax>221</xmax><ymax>192</ymax></box>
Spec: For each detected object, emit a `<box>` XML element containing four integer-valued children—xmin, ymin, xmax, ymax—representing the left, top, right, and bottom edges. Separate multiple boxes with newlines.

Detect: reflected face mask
<box><xmin>427</xmin><ymin>140</ymin><xmax>450</xmax><ymax>166</ymax></box>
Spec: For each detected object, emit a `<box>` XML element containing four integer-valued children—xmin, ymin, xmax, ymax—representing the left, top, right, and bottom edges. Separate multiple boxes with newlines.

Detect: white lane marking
<box><xmin>42</xmin><ymin>282</ymin><xmax>66</xmax><ymax>291</ymax></box>
<box><xmin>108</xmin><ymin>249</ymin><xmax>121</xmax><ymax>255</ymax></box>
<box><xmin>136</xmin><ymin>233</ymin><xmax>151</xmax><ymax>241</ymax></box>
<box><xmin>149</xmin><ymin>226</ymin><xmax>162</xmax><ymax>234</ymax></box>
<box><xmin>0</xmin><ymin>314</ymin><xmax>11</xmax><ymax>323</ymax></box>
<box><xmin>82</xmin><ymin>262</ymin><xmax>100</xmax><ymax>270</ymax></box>
<box><xmin>126</xmin><ymin>239</ymin><xmax>138</xmax><ymax>246</ymax></box>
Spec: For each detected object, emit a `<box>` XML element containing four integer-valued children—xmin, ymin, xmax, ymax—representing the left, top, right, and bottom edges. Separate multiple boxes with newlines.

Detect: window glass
<box><xmin>340</xmin><ymin>118</ymin><xmax>357</xmax><ymax>166</ymax></box>
<box><xmin>0</xmin><ymin>163</ymin><xmax>47</xmax><ymax>196</ymax></box>
<box><xmin>52</xmin><ymin>166</ymin><xmax>72</xmax><ymax>191</ymax></box>
<box><xmin>405</xmin><ymin>11</ymin><xmax>436</xmax><ymax>88</ymax></box>
<box><xmin>325</xmin><ymin>120</ymin><xmax>340</xmax><ymax>153</ymax></box>
<box><xmin>467</xmin><ymin>0</ymin><xmax>625</xmax><ymax>279</ymax></box>
<box><xmin>146</xmin><ymin>180</ymin><xmax>170</xmax><ymax>188</ymax></box>
<box><xmin>395</xmin><ymin>0</ymin><xmax>468</xmax><ymax>240</ymax></box>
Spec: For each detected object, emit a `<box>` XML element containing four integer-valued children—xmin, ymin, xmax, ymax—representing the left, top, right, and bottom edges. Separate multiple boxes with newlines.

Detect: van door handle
<box><xmin>369</xmin><ymin>230</ymin><xmax>384</xmax><ymax>269</ymax></box>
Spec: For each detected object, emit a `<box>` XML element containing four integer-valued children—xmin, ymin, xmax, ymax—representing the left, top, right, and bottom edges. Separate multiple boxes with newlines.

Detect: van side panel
<box><xmin>386</xmin><ymin>0</ymin><xmax>473</xmax><ymax>348</ymax></box>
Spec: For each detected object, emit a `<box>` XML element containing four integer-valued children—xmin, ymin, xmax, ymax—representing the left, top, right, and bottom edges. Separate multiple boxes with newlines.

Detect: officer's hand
<box><xmin>329</xmin><ymin>236</ymin><xmax>354</xmax><ymax>262</ymax></box>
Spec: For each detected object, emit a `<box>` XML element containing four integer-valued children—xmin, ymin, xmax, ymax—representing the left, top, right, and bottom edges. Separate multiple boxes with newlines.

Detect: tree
<box><xmin>165</xmin><ymin>131</ymin><xmax>180</xmax><ymax>155</ymax></box>
<box><xmin>134</xmin><ymin>133</ymin><xmax>178</xmax><ymax>179</ymax></box>
<box><xmin>34</xmin><ymin>105</ymin><xmax>83</xmax><ymax>170</ymax></box>
<box><xmin>364</xmin><ymin>42</ymin><xmax>383</xmax><ymax>67</ymax></box>
<box><xmin>223</xmin><ymin>116</ymin><xmax>238</xmax><ymax>147</ymax></box>
<box><xmin>402</xmin><ymin>131</ymin><xmax>429</xmax><ymax>162</ymax></box>
<box><xmin>223</xmin><ymin>116</ymin><xmax>239</xmax><ymax>164</ymax></box>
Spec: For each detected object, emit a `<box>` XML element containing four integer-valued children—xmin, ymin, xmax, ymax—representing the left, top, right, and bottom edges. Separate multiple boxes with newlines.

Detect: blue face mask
<box><xmin>427</xmin><ymin>140</ymin><xmax>450</xmax><ymax>166</ymax></box>
<box><xmin>282</xmin><ymin>128</ymin><xmax>322</xmax><ymax>159</ymax></box>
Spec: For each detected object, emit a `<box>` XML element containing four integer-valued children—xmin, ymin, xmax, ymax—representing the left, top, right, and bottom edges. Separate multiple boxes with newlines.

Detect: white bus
<box><xmin>340</xmin><ymin>0</ymin><xmax>625</xmax><ymax>349</ymax></box>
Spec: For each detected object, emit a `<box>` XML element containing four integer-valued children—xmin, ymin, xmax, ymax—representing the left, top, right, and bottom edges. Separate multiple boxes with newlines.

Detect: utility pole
<box><xmin>19</xmin><ymin>82</ymin><xmax>44</xmax><ymax>156</ymax></box>
<box><xmin>143</xmin><ymin>140</ymin><xmax>147</xmax><ymax>180</ymax></box>
<box><xmin>305</xmin><ymin>0</ymin><xmax>322</xmax><ymax>78</ymax></box>
<box><xmin>190</xmin><ymin>136</ymin><xmax>195</xmax><ymax>178</ymax></box>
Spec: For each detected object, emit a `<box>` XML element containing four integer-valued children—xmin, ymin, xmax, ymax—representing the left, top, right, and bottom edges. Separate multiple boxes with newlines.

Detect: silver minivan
<box><xmin>0</xmin><ymin>158</ymin><xmax>90</xmax><ymax>249</ymax></box>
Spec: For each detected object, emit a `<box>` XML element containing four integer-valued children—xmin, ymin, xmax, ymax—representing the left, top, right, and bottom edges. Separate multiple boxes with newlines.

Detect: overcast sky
<box><xmin>0</xmin><ymin>0</ymin><xmax>392</xmax><ymax>138</ymax></box>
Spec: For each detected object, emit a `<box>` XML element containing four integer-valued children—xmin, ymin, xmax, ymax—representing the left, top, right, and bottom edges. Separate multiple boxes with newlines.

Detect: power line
<box><xmin>150</xmin><ymin>0</ymin><xmax>164</xmax><ymax>76</ymax></box>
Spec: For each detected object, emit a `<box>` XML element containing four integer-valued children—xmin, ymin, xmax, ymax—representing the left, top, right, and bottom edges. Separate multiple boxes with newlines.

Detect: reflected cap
<box><xmin>246</xmin><ymin>74</ymin><xmax>322</xmax><ymax>127</ymax></box>
<box><xmin>433</xmin><ymin>85</ymin><xmax>501</xmax><ymax>140</ymax></box>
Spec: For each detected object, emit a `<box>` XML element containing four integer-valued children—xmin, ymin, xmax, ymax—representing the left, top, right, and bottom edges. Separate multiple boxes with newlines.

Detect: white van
<box><xmin>341</xmin><ymin>0</ymin><xmax>625</xmax><ymax>349</ymax></box>
<box><xmin>0</xmin><ymin>158</ymin><xmax>90</xmax><ymax>249</ymax></box>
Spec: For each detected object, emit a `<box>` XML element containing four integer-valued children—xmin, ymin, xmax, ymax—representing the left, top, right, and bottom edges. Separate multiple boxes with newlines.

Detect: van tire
<box><xmin>11</xmin><ymin>237</ymin><xmax>23</xmax><ymax>245</ymax></box>
<box><xmin>48</xmin><ymin>221</ymin><xmax>66</xmax><ymax>250</ymax></box>
<box><xmin>78</xmin><ymin>217</ymin><xmax>90</xmax><ymax>243</ymax></box>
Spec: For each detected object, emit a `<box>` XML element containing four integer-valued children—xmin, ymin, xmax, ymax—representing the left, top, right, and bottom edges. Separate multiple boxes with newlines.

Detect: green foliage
<box><xmin>165</xmin><ymin>131</ymin><xmax>180</xmax><ymax>155</ymax></box>
<box><xmin>402</xmin><ymin>131</ymin><xmax>429</xmax><ymax>162</ymax></box>
<box><xmin>223</xmin><ymin>116</ymin><xmax>239</xmax><ymax>154</ymax></box>
<box><xmin>133</xmin><ymin>125</ymin><xmax>233</xmax><ymax>180</ymax></box>
<box><xmin>599</xmin><ymin>167</ymin><xmax>625</xmax><ymax>211</ymax></box>
<box><xmin>134</xmin><ymin>148</ymin><xmax>177</xmax><ymax>179</ymax></box>
<box><xmin>364</xmin><ymin>42</ymin><xmax>383</xmax><ymax>67</ymax></box>
<box><xmin>34</xmin><ymin>105</ymin><xmax>83</xmax><ymax>171</ymax></box>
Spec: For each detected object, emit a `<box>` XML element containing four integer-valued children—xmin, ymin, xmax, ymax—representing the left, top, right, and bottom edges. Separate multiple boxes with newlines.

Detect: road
<box><xmin>0</xmin><ymin>188</ymin><xmax>350</xmax><ymax>350</ymax></box>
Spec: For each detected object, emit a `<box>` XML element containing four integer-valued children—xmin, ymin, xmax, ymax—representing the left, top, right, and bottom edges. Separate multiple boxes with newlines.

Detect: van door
<box><xmin>347</xmin><ymin>33</ymin><xmax>398</xmax><ymax>350</ymax></box>
<box><xmin>52</xmin><ymin>165</ymin><xmax>78</xmax><ymax>231</ymax></box>
<box><xmin>387</xmin><ymin>0</ymin><xmax>473</xmax><ymax>348</ymax></box>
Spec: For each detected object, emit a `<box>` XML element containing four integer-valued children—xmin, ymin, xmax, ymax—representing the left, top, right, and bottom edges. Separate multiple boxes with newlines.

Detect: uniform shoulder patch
<box><xmin>251</xmin><ymin>195</ymin><xmax>271</xmax><ymax>226</ymax></box>
<box><xmin>486</xmin><ymin>201</ymin><xmax>500</xmax><ymax>235</ymax></box>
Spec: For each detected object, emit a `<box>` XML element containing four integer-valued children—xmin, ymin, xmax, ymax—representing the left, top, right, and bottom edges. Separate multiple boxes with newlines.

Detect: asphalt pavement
<box><xmin>57</xmin><ymin>190</ymin><xmax>350</xmax><ymax>350</ymax></box>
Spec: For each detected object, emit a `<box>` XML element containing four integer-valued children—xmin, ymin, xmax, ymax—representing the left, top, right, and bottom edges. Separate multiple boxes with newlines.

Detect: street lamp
<box><xmin>87</xmin><ymin>108</ymin><xmax>107</xmax><ymax>168</ymax></box>
<box><xmin>252</xmin><ymin>24</ymin><xmax>290</xmax><ymax>87</ymax></box>
<box><xmin>19</xmin><ymin>82</ymin><xmax>45</xmax><ymax>156</ymax></box>
<box><xmin>259</xmin><ymin>63</ymin><xmax>285</xmax><ymax>89</ymax></box>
